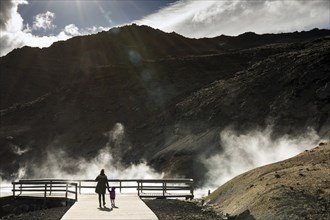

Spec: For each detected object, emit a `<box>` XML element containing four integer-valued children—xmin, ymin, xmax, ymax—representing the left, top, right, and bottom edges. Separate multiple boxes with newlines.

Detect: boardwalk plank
<box><xmin>61</xmin><ymin>194</ymin><xmax>158</xmax><ymax>220</ymax></box>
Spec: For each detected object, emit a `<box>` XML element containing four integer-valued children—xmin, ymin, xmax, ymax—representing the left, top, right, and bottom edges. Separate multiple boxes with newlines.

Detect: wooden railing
<box><xmin>137</xmin><ymin>179</ymin><xmax>194</xmax><ymax>199</ymax></box>
<box><xmin>13</xmin><ymin>178</ymin><xmax>194</xmax><ymax>200</ymax></box>
<box><xmin>12</xmin><ymin>180</ymin><xmax>78</xmax><ymax>205</ymax></box>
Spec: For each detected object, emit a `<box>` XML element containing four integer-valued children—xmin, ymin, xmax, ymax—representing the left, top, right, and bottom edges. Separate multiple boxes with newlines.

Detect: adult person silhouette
<box><xmin>95</xmin><ymin>169</ymin><xmax>110</xmax><ymax>208</ymax></box>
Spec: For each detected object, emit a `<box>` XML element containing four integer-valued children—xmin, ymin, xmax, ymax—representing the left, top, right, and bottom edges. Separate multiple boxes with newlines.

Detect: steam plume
<box><xmin>199</xmin><ymin>126</ymin><xmax>322</xmax><ymax>196</ymax></box>
<box><xmin>16</xmin><ymin>123</ymin><xmax>163</xmax><ymax>180</ymax></box>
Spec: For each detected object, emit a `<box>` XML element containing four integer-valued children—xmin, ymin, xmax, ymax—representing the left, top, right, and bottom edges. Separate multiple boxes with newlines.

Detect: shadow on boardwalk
<box><xmin>61</xmin><ymin>194</ymin><xmax>158</xmax><ymax>220</ymax></box>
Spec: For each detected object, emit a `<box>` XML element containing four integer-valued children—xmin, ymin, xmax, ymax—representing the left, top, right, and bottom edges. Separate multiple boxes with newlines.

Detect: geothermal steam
<box><xmin>202</xmin><ymin>126</ymin><xmax>322</xmax><ymax>192</ymax></box>
<box><xmin>7</xmin><ymin>123</ymin><xmax>325</xmax><ymax>198</ymax></box>
<box><xmin>16</xmin><ymin>123</ymin><xmax>164</xmax><ymax>180</ymax></box>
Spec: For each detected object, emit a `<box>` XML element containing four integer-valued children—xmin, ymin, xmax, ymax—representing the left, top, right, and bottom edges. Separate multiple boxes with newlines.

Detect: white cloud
<box><xmin>64</xmin><ymin>24</ymin><xmax>80</xmax><ymax>36</ymax></box>
<box><xmin>0</xmin><ymin>0</ymin><xmax>15</xmax><ymax>30</ymax></box>
<box><xmin>0</xmin><ymin>0</ymin><xmax>111</xmax><ymax>57</ymax></box>
<box><xmin>136</xmin><ymin>0</ymin><xmax>330</xmax><ymax>37</ymax></box>
<box><xmin>0</xmin><ymin>0</ymin><xmax>27</xmax><ymax>30</ymax></box>
<box><xmin>32</xmin><ymin>11</ymin><xmax>56</xmax><ymax>30</ymax></box>
<box><xmin>86</xmin><ymin>26</ymin><xmax>110</xmax><ymax>33</ymax></box>
<box><xmin>0</xmin><ymin>0</ymin><xmax>27</xmax><ymax>33</ymax></box>
<box><xmin>0</xmin><ymin>27</ymin><xmax>71</xmax><ymax>57</ymax></box>
<box><xmin>62</xmin><ymin>24</ymin><xmax>110</xmax><ymax>37</ymax></box>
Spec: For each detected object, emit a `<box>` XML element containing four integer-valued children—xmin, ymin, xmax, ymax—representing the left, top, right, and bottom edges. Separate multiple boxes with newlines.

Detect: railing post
<box><xmin>44</xmin><ymin>183</ymin><xmax>47</xmax><ymax>198</ymax></box>
<box><xmin>65</xmin><ymin>183</ymin><xmax>68</xmax><ymax>206</ymax></box>
<box><xmin>12</xmin><ymin>182</ymin><xmax>15</xmax><ymax>197</ymax></box>
<box><xmin>162</xmin><ymin>182</ymin><xmax>165</xmax><ymax>197</ymax></box>
<box><xmin>49</xmin><ymin>180</ymin><xmax>52</xmax><ymax>195</ymax></box>
<box><xmin>19</xmin><ymin>183</ymin><xmax>22</xmax><ymax>195</ymax></box>
<box><xmin>65</xmin><ymin>183</ymin><xmax>68</xmax><ymax>199</ymax></box>
<box><xmin>75</xmin><ymin>183</ymin><xmax>78</xmax><ymax>202</ymax></box>
<box><xmin>137</xmin><ymin>181</ymin><xmax>140</xmax><ymax>196</ymax></box>
<box><xmin>120</xmin><ymin>181</ymin><xmax>122</xmax><ymax>193</ymax></box>
<box><xmin>190</xmin><ymin>180</ymin><xmax>194</xmax><ymax>200</ymax></box>
<box><xmin>79</xmin><ymin>181</ymin><xmax>81</xmax><ymax>194</ymax></box>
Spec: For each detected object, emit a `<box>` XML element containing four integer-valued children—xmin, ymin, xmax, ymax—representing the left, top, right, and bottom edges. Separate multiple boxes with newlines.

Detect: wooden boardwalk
<box><xmin>11</xmin><ymin>178</ymin><xmax>193</xmax><ymax>219</ymax></box>
<box><xmin>61</xmin><ymin>194</ymin><xmax>158</xmax><ymax>220</ymax></box>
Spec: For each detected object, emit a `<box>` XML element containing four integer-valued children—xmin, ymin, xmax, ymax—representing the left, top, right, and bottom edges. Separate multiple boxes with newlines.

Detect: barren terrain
<box><xmin>207</xmin><ymin>142</ymin><xmax>330</xmax><ymax>219</ymax></box>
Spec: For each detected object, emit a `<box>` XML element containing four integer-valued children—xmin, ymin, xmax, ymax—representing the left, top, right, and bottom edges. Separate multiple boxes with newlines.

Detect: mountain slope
<box><xmin>207</xmin><ymin>142</ymin><xmax>330</xmax><ymax>219</ymax></box>
<box><xmin>149</xmin><ymin>37</ymin><xmax>330</xmax><ymax>182</ymax></box>
<box><xmin>175</xmin><ymin>36</ymin><xmax>330</xmax><ymax>134</ymax></box>
<box><xmin>0</xmin><ymin>25</ymin><xmax>329</xmax><ymax>182</ymax></box>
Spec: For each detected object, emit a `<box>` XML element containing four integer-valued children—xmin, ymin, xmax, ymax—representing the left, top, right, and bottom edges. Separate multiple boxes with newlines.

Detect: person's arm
<box><xmin>106</xmin><ymin>177</ymin><xmax>110</xmax><ymax>191</ymax></box>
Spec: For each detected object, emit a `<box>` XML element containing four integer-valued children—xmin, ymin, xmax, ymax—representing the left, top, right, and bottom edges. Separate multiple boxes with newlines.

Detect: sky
<box><xmin>0</xmin><ymin>0</ymin><xmax>329</xmax><ymax>57</ymax></box>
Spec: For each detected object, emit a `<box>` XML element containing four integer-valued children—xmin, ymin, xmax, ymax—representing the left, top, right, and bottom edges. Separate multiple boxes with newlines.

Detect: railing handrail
<box><xmin>19</xmin><ymin>178</ymin><xmax>193</xmax><ymax>182</ymax></box>
<box><xmin>136</xmin><ymin>179</ymin><xmax>193</xmax><ymax>183</ymax></box>
<box><xmin>16</xmin><ymin>181</ymin><xmax>77</xmax><ymax>185</ymax></box>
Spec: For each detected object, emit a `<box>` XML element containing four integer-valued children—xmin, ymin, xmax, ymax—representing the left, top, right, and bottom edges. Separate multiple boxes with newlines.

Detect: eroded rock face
<box><xmin>0</xmin><ymin>24</ymin><xmax>329</xmax><ymax>182</ymax></box>
<box><xmin>208</xmin><ymin>142</ymin><xmax>330</xmax><ymax>220</ymax></box>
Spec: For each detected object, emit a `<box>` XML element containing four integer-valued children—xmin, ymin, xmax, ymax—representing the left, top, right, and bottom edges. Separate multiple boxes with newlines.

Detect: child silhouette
<box><xmin>110</xmin><ymin>187</ymin><xmax>116</xmax><ymax>207</ymax></box>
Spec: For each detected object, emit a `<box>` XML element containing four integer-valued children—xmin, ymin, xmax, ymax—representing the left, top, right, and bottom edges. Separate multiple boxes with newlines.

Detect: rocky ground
<box><xmin>0</xmin><ymin>196</ymin><xmax>72</xmax><ymax>220</ymax></box>
<box><xmin>0</xmin><ymin>207</ymin><xmax>70</xmax><ymax>220</ymax></box>
<box><xmin>0</xmin><ymin>197</ymin><xmax>222</xmax><ymax>220</ymax></box>
<box><xmin>207</xmin><ymin>142</ymin><xmax>330</xmax><ymax>220</ymax></box>
<box><xmin>144</xmin><ymin>199</ymin><xmax>223</xmax><ymax>220</ymax></box>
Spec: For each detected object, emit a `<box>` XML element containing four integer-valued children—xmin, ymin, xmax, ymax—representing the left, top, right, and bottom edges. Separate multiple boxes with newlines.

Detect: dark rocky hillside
<box><xmin>0</xmin><ymin>25</ymin><xmax>329</xmax><ymax>183</ymax></box>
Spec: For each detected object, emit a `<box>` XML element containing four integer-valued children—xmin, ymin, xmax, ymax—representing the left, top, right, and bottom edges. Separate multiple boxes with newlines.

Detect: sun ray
<box><xmin>72</xmin><ymin>0</ymin><xmax>84</xmax><ymax>28</ymax></box>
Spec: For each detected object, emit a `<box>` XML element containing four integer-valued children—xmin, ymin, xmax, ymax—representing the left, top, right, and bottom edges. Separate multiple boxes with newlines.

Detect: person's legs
<box><xmin>102</xmin><ymin>194</ymin><xmax>106</xmax><ymax>206</ymax></box>
<box><xmin>98</xmin><ymin>194</ymin><xmax>101</xmax><ymax>207</ymax></box>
